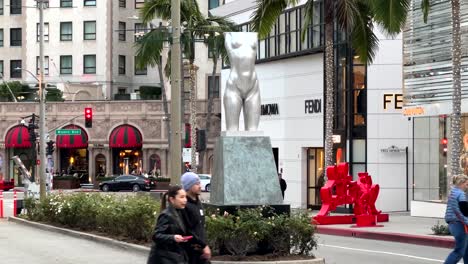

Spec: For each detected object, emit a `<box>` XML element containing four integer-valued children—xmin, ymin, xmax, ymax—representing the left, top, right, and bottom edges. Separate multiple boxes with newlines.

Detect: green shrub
<box><xmin>206</xmin><ymin>207</ymin><xmax>317</xmax><ymax>257</ymax></box>
<box><xmin>53</xmin><ymin>175</ymin><xmax>78</xmax><ymax>180</ymax></box>
<box><xmin>152</xmin><ymin>177</ymin><xmax>170</xmax><ymax>182</ymax></box>
<box><xmin>96</xmin><ymin>176</ymin><xmax>116</xmax><ymax>182</ymax></box>
<box><xmin>23</xmin><ymin>193</ymin><xmax>160</xmax><ymax>242</ymax></box>
<box><xmin>432</xmin><ymin>222</ymin><xmax>450</xmax><ymax>236</ymax></box>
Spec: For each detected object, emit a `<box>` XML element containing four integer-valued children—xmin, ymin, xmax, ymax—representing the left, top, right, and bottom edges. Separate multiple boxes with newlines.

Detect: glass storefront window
<box><xmin>413</xmin><ymin>116</ymin><xmax>446</xmax><ymax>201</ymax></box>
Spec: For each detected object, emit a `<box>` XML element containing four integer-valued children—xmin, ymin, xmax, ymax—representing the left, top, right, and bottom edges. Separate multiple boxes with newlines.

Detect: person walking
<box><xmin>279</xmin><ymin>171</ymin><xmax>287</xmax><ymax>199</ymax></box>
<box><xmin>444</xmin><ymin>174</ymin><xmax>468</xmax><ymax>264</ymax></box>
<box><xmin>147</xmin><ymin>186</ymin><xmax>195</xmax><ymax>264</ymax></box>
<box><xmin>181</xmin><ymin>172</ymin><xmax>211</xmax><ymax>264</ymax></box>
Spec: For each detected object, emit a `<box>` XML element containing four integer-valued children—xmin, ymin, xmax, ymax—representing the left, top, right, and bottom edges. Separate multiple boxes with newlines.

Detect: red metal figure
<box><xmin>313</xmin><ymin>163</ymin><xmax>389</xmax><ymax>226</ymax></box>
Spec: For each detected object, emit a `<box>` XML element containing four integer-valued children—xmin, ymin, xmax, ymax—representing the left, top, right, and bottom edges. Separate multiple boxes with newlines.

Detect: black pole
<box><xmin>406</xmin><ymin>146</ymin><xmax>409</xmax><ymax>211</ymax></box>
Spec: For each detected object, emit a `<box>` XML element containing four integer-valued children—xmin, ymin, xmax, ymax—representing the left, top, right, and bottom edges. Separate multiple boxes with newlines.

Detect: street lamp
<box><xmin>15</xmin><ymin>66</ymin><xmax>47</xmax><ymax>200</ymax></box>
<box><xmin>15</xmin><ymin>68</ymin><xmax>39</xmax><ymax>82</ymax></box>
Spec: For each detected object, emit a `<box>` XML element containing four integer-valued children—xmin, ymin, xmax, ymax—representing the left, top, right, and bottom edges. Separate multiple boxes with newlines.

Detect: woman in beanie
<box><xmin>444</xmin><ymin>174</ymin><xmax>468</xmax><ymax>264</ymax></box>
<box><xmin>147</xmin><ymin>185</ymin><xmax>201</xmax><ymax>264</ymax></box>
<box><xmin>181</xmin><ymin>172</ymin><xmax>211</xmax><ymax>264</ymax></box>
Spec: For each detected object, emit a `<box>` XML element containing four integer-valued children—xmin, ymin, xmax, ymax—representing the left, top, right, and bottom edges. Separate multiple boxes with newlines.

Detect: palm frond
<box><xmin>336</xmin><ymin>0</ymin><xmax>360</xmax><ymax>30</ymax></box>
<box><xmin>350</xmin><ymin>2</ymin><xmax>379</xmax><ymax>64</ymax></box>
<box><xmin>141</xmin><ymin>0</ymin><xmax>171</xmax><ymax>23</ymax></box>
<box><xmin>421</xmin><ymin>0</ymin><xmax>430</xmax><ymax>23</ymax></box>
<box><xmin>135</xmin><ymin>28</ymin><xmax>170</xmax><ymax>69</ymax></box>
<box><xmin>371</xmin><ymin>0</ymin><xmax>409</xmax><ymax>36</ymax></box>
<box><xmin>301</xmin><ymin>0</ymin><xmax>320</xmax><ymax>42</ymax></box>
<box><xmin>251</xmin><ymin>0</ymin><xmax>299</xmax><ymax>39</ymax></box>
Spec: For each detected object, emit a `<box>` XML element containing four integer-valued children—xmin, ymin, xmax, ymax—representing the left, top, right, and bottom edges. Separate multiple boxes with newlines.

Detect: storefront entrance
<box><xmin>109</xmin><ymin>124</ymin><xmax>143</xmax><ymax>175</ymax></box>
<box><xmin>5</xmin><ymin>125</ymin><xmax>33</xmax><ymax>185</ymax></box>
<box><xmin>112</xmin><ymin>149</ymin><xmax>142</xmax><ymax>175</ymax></box>
<box><xmin>307</xmin><ymin>148</ymin><xmax>324</xmax><ymax>209</ymax></box>
<box><xmin>56</xmin><ymin>125</ymin><xmax>89</xmax><ymax>183</ymax></box>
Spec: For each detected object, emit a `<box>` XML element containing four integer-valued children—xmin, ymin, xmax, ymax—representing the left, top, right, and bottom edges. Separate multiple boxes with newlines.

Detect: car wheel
<box><xmin>102</xmin><ymin>184</ymin><xmax>110</xmax><ymax>192</ymax></box>
<box><xmin>205</xmin><ymin>184</ymin><xmax>210</xmax><ymax>192</ymax></box>
<box><xmin>132</xmin><ymin>184</ymin><xmax>141</xmax><ymax>192</ymax></box>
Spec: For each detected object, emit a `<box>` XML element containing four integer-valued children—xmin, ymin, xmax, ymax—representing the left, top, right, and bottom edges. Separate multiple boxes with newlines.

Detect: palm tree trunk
<box><xmin>450</xmin><ymin>0</ymin><xmax>462</xmax><ymax>180</ymax></box>
<box><xmin>324</xmin><ymin>0</ymin><xmax>335</xmax><ymax>179</ymax></box>
<box><xmin>199</xmin><ymin>56</ymin><xmax>218</xmax><ymax>173</ymax></box>
<box><xmin>157</xmin><ymin>62</ymin><xmax>171</xmax><ymax>151</ymax></box>
<box><xmin>190</xmin><ymin>63</ymin><xmax>198</xmax><ymax>172</ymax></box>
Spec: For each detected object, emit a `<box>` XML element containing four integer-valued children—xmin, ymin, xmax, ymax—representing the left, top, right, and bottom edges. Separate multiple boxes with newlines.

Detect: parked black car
<box><xmin>99</xmin><ymin>175</ymin><xmax>151</xmax><ymax>192</ymax></box>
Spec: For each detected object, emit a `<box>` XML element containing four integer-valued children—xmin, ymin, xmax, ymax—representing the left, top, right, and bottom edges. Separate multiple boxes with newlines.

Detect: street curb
<box><xmin>8</xmin><ymin>217</ymin><xmax>151</xmax><ymax>255</ymax></box>
<box><xmin>316</xmin><ymin>226</ymin><xmax>454</xmax><ymax>248</ymax></box>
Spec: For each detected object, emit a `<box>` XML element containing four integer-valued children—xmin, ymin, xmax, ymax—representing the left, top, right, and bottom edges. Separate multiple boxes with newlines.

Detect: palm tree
<box><xmin>199</xmin><ymin>22</ymin><xmax>236</xmax><ymax>173</ymax></box>
<box><xmin>136</xmin><ymin>0</ymin><xmax>235</xmax><ymax>172</ymax></box>
<box><xmin>252</xmin><ymin>0</ymin><xmax>409</xmax><ymax>176</ymax></box>
<box><xmin>422</xmin><ymin>0</ymin><xmax>462</xmax><ymax>182</ymax></box>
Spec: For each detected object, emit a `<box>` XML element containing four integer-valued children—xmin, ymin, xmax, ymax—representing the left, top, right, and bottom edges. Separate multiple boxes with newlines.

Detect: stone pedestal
<box><xmin>210</xmin><ymin>135</ymin><xmax>284</xmax><ymax>206</ymax></box>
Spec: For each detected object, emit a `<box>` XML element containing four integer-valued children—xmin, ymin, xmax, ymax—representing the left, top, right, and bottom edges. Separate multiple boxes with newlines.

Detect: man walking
<box><xmin>181</xmin><ymin>172</ymin><xmax>211</xmax><ymax>264</ymax></box>
<box><xmin>279</xmin><ymin>170</ymin><xmax>287</xmax><ymax>199</ymax></box>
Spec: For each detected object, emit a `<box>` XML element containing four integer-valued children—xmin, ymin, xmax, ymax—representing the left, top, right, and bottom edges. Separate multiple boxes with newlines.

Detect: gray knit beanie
<box><xmin>181</xmin><ymin>172</ymin><xmax>200</xmax><ymax>191</ymax></box>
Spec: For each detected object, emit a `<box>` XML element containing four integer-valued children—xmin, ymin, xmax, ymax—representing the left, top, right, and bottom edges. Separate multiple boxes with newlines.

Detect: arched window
<box><xmin>149</xmin><ymin>154</ymin><xmax>161</xmax><ymax>177</ymax></box>
<box><xmin>95</xmin><ymin>154</ymin><xmax>106</xmax><ymax>177</ymax></box>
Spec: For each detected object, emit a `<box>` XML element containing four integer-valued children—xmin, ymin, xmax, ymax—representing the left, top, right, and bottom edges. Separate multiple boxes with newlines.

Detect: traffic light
<box><xmin>441</xmin><ymin>138</ymin><xmax>448</xmax><ymax>155</ymax></box>
<box><xmin>46</xmin><ymin>140</ymin><xmax>55</xmax><ymax>155</ymax></box>
<box><xmin>28</xmin><ymin>119</ymin><xmax>39</xmax><ymax>142</ymax></box>
<box><xmin>85</xmin><ymin>107</ymin><xmax>92</xmax><ymax>128</ymax></box>
<box><xmin>196</xmin><ymin>129</ymin><xmax>206</xmax><ymax>152</ymax></box>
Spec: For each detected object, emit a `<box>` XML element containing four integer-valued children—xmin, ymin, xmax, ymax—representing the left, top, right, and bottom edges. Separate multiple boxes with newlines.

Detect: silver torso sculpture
<box><xmin>224</xmin><ymin>32</ymin><xmax>260</xmax><ymax>131</ymax></box>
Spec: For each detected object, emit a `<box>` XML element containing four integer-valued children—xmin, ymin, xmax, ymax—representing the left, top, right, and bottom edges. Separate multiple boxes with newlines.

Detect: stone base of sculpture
<box><xmin>208</xmin><ymin>135</ymin><xmax>286</xmax><ymax>210</ymax></box>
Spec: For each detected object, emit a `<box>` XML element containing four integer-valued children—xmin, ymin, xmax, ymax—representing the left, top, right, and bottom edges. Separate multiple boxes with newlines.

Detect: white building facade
<box><xmin>212</xmin><ymin>0</ymin><xmax>413</xmax><ymax>211</ymax></box>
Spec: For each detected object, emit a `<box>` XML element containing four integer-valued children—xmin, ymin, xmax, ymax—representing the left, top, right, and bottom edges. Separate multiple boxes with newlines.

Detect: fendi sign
<box><xmin>305</xmin><ymin>99</ymin><xmax>322</xmax><ymax>114</ymax></box>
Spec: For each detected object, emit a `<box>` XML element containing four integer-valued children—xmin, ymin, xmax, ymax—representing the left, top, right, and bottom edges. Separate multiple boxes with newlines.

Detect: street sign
<box><xmin>183</xmin><ymin>148</ymin><xmax>191</xmax><ymax>162</ymax></box>
<box><xmin>56</xmin><ymin>129</ymin><xmax>81</xmax><ymax>135</ymax></box>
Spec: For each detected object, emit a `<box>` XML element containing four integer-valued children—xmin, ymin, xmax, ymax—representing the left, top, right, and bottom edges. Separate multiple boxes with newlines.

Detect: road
<box><xmin>0</xmin><ymin>219</ymin><xmax>147</xmax><ymax>263</ymax></box>
<box><xmin>315</xmin><ymin>234</ymin><xmax>454</xmax><ymax>264</ymax></box>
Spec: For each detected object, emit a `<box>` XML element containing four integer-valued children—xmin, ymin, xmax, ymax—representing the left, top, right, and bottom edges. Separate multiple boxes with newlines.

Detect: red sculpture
<box><xmin>313</xmin><ymin>163</ymin><xmax>389</xmax><ymax>226</ymax></box>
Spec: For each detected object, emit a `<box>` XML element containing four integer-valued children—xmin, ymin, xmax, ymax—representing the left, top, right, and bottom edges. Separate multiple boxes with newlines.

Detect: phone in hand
<box><xmin>182</xmin><ymin>236</ymin><xmax>193</xmax><ymax>240</ymax></box>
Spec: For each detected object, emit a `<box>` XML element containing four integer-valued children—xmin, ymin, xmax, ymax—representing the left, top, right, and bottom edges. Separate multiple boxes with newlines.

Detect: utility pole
<box><xmin>38</xmin><ymin>0</ymin><xmax>47</xmax><ymax>200</ymax></box>
<box><xmin>170</xmin><ymin>0</ymin><xmax>182</xmax><ymax>184</ymax></box>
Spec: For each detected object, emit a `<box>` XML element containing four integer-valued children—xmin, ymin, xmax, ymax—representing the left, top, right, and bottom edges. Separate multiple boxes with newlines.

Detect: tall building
<box><xmin>211</xmin><ymin>0</ymin><xmax>411</xmax><ymax>211</ymax></box>
<box><xmin>0</xmin><ymin>0</ymin><xmax>221</xmax><ymax>184</ymax></box>
<box><xmin>403</xmin><ymin>0</ymin><xmax>468</xmax><ymax>217</ymax></box>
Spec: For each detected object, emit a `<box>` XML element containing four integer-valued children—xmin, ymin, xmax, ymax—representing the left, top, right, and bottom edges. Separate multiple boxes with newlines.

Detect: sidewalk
<box><xmin>315</xmin><ymin>212</ymin><xmax>454</xmax><ymax>248</ymax></box>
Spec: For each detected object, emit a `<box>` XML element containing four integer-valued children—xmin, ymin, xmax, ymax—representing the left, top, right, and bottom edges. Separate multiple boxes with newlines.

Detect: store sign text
<box><xmin>383</xmin><ymin>94</ymin><xmax>403</xmax><ymax>110</ymax></box>
<box><xmin>403</xmin><ymin>107</ymin><xmax>425</xmax><ymax>116</ymax></box>
<box><xmin>305</xmin><ymin>99</ymin><xmax>322</xmax><ymax>114</ymax></box>
<box><xmin>261</xmin><ymin>103</ymin><xmax>279</xmax><ymax>116</ymax></box>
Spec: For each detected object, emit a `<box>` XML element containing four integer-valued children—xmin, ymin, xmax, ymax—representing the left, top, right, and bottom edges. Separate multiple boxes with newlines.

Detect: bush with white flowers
<box><xmin>23</xmin><ymin>192</ymin><xmax>160</xmax><ymax>242</ymax></box>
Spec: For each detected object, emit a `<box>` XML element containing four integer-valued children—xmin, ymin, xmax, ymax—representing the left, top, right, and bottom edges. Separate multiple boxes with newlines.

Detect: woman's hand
<box><xmin>174</xmin><ymin>235</ymin><xmax>187</xmax><ymax>243</ymax></box>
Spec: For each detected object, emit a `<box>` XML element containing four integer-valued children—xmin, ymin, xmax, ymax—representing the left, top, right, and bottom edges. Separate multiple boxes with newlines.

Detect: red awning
<box><xmin>56</xmin><ymin>125</ymin><xmax>88</xmax><ymax>149</ymax></box>
<box><xmin>5</xmin><ymin>125</ymin><xmax>32</xmax><ymax>148</ymax></box>
<box><xmin>109</xmin><ymin>125</ymin><xmax>143</xmax><ymax>148</ymax></box>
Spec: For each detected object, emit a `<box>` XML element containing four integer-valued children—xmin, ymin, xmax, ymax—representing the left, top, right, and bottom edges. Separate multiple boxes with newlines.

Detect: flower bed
<box><xmin>24</xmin><ymin>192</ymin><xmax>160</xmax><ymax>242</ymax></box>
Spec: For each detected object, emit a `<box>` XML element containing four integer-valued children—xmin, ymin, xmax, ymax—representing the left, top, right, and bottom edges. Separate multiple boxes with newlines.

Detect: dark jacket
<box><xmin>280</xmin><ymin>178</ymin><xmax>287</xmax><ymax>198</ymax></box>
<box><xmin>183</xmin><ymin>195</ymin><xmax>208</xmax><ymax>264</ymax></box>
<box><xmin>147</xmin><ymin>206</ymin><xmax>189</xmax><ymax>264</ymax></box>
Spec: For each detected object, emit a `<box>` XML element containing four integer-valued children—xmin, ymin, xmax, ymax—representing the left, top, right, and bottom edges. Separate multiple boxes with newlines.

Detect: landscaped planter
<box><xmin>53</xmin><ymin>178</ymin><xmax>80</xmax><ymax>189</ymax></box>
<box><xmin>154</xmin><ymin>181</ymin><xmax>170</xmax><ymax>190</ymax></box>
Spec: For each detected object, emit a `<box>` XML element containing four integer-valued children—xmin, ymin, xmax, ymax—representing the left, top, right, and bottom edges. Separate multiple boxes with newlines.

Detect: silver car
<box><xmin>198</xmin><ymin>174</ymin><xmax>211</xmax><ymax>192</ymax></box>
